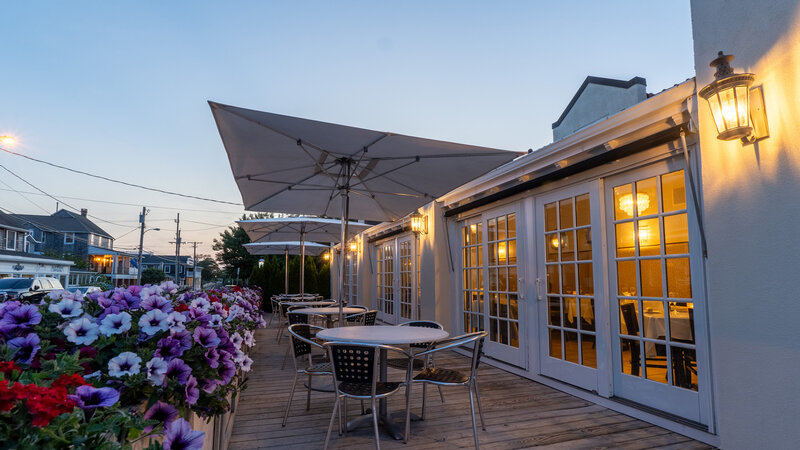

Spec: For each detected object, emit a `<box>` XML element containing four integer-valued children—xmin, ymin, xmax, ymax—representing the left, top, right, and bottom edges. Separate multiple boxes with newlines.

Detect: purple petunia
<box><xmin>200</xmin><ymin>378</ymin><xmax>219</xmax><ymax>394</ymax></box>
<box><xmin>47</xmin><ymin>298</ymin><xmax>83</xmax><ymax>318</ymax></box>
<box><xmin>68</xmin><ymin>385</ymin><xmax>120</xmax><ymax>410</ymax></box>
<box><xmin>204</xmin><ymin>348</ymin><xmax>220</xmax><ymax>369</ymax></box>
<box><xmin>7</xmin><ymin>332</ymin><xmax>40</xmax><ymax>364</ymax></box>
<box><xmin>185</xmin><ymin>375</ymin><xmax>199</xmax><ymax>405</ymax></box>
<box><xmin>98</xmin><ymin>312</ymin><xmax>132</xmax><ymax>336</ymax></box>
<box><xmin>165</xmin><ymin>358</ymin><xmax>192</xmax><ymax>385</ymax></box>
<box><xmin>141</xmin><ymin>295</ymin><xmax>172</xmax><ymax>313</ymax></box>
<box><xmin>219</xmin><ymin>353</ymin><xmax>236</xmax><ymax>384</ymax></box>
<box><xmin>0</xmin><ymin>304</ymin><xmax>42</xmax><ymax>336</ymax></box>
<box><xmin>192</xmin><ymin>327</ymin><xmax>220</xmax><ymax>348</ymax></box>
<box><xmin>146</xmin><ymin>356</ymin><xmax>168</xmax><ymax>385</ymax></box>
<box><xmin>155</xmin><ymin>336</ymin><xmax>184</xmax><ymax>360</ymax></box>
<box><xmin>143</xmin><ymin>400</ymin><xmax>178</xmax><ymax>432</ymax></box>
<box><xmin>138</xmin><ymin>309</ymin><xmax>169</xmax><ymax>335</ymax></box>
<box><xmin>172</xmin><ymin>330</ymin><xmax>193</xmax><ymax>352</ymax></box>
<box><xmin>64</xmin><ymin>317</ymin><xmax>100</xmax><ymax>345</ymax></box>
<box><xmin>108</xmin><ymin>351</ymin><xmax>142</xmax><ymax>377</ymax></box>
<box><xmin>163</xmin><ymin>418</ymin><xmax>204</xmax><ymax>450</ymax></box>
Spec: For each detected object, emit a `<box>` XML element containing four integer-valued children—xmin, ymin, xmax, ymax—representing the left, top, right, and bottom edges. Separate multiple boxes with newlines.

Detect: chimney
<box><xmin>80</xmin><ymin>208</ymin><xmax>88</xmax><ymax>217</ymax></box>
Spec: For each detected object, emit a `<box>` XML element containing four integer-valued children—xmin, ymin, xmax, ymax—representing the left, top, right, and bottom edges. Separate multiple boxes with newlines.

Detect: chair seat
<box><xmin>414</xmin><ymin>367</ymin><xmax>469</xmax><ymax>385</ymax></box>
<box><xmin>306</xmin><ymin>362</ymin><xmax>332</xmax><ymax>374</ymax></box>
<box><xmin>338</xmin><ymin>381</ymin><xmax>401</xmax><ymax>397</ymax></box>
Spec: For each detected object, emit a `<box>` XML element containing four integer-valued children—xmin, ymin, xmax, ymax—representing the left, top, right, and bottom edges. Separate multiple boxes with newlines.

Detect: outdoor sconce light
<box><xmin>348</xmin><ymin>241</ymin><xmax>358</xmax><ymax>252</ymax></box>
<box><xmin>410</xmin><ymin>212</ymin><xmax>427</xmax><ymax>235</ymax></box>
<box><xmin>323</xmin><ymin>252</ymin><xmax>330</xmax><ymax>261</ymax></box>
<box><xmin>699</xmin><ymin>51</ymin><xmax>768</xmax><ymax>143</ymax></box>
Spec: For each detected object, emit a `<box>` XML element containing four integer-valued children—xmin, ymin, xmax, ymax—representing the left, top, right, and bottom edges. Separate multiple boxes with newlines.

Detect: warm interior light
<box><xmin>349</xmin><ymin>242</ymin><xmax>358</xmax><ymax>252</ymax></box>
<box><xmin>699</xmin><ymin>51</ymin><xmax>759</xmax><ymax>142</ymax></box>
<box><xmin>551</xmin><ymin>236</ymin><xmax>560</xmax><ymax>248</ymax></box>
<box><xmin>638</xmin><ymin>226</ymin><xmax>651</xmax><ymax>244</ymax></box>
<box><xmin>498</xmin><ymin>245</ymin><xmax>506</xmax><ymax>260</ymax></box>
<box><xmin>618</xmin><ymin>193</ymin><xmax>650</xmax><ymax>217</ymax></box>
<box><xmin>0</xmin><ymin>135</ymin><xmax>15</xmax><ymax>146</ymax></box>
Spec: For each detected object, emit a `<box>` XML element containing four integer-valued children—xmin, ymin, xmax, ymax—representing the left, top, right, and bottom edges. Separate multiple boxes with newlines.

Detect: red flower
<box><xmin>51</xmin><ymin>373</ymin><xmax>88</xmax><ymax>390</ymax></box>
<box><xmin>6</xmin><ymin>382</ymin><xmax>77</xmax><ymax>427</ymax></box>
<box><xmin>0</xmin><ymin>383</ymin><xmax>16</xmax><ymax>411</ymax></box>
<box><xmin>174</xmin><ymin>304</ymin><xmax>189</xmax><ymax>313</ymax></box>
<box><xmin>0</xmin><ymin>361</ymin><xmax>21</xmax><ymax>378</ymax></box>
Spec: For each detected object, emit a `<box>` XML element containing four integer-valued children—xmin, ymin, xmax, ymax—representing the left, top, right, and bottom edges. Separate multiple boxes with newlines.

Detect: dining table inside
<box><xmin>316</xmin><ymin>325</ymin><xmax>450</xmax><ymax>440</ymax></box>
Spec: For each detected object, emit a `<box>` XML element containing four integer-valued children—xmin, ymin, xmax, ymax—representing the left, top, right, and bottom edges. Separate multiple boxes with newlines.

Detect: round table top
<box><xmin>281</xmin><ymin>301</ymin><xmax>337</xmax><ymax>307</ymax></box>
<box><xmin>291</xmin><ymin>307</ymin><xmax>364</xmax><ymax>315</ymax></box>
<box><xmin>317</xmin><ymin>325</ymin><xmax>449</xmax><ymax>345</ymax></box>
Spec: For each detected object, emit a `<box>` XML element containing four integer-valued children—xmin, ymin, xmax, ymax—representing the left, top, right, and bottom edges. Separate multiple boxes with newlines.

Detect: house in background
<box><xmin>0</xmin><ymin>210</ymin><xmax>73</xmax><ymax>283</ymax></box>
<box><xmin>141</xmin><ymin>254</ymin><xmax>201</xmax><ymax>288</ymax></box>
<box><xmin>19</xmin><ymin>209</ymin><xmax>136</xmax><ymax>287</ymax></box>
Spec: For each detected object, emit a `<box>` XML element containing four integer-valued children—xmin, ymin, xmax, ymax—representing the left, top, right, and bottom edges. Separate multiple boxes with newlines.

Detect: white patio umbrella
<box><xmin>243</xmin><ymin>241</ymin><xmax>328</xmax><ymax>295</ymax></box>
<box><xmin>238</xmin><ymin>217</ymin><xmax>370</xmax><ymax>295</ymax></box>
<box><xmin>210</xmin><ymin>102</ymin><xmax>520</xmax><ymax>322</ymax></box>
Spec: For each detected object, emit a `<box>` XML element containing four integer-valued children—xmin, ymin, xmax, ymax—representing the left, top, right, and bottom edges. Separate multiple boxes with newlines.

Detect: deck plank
<box><xmin>229</xmin><ymin>325</ymin><xmax>714</xmax><ymax>449</ymax></box>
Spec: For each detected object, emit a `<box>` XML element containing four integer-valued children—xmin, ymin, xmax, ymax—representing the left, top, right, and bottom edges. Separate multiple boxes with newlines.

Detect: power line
<box><xmin>0</xmin><ymin>205</ymin><xmax>133</xmax><ymax>244</ymax></box>
<box><xmin>0</xmin><ymin>178</ymin><xmax>51</xmax><ymax>214</ymax></box>
<box><xmin>0</xmin><ymin>145</ymin><xmax>243</xmax><ymax>206</ymax></box>
<box><xmin>0</xmin><ymin>187</ymin><xmax>244</xmax><ymax>214</ymax></box>
<box><xmin>0</xmin><ymin>163</ymin><xmax>130</xmax><ymax>228</ymax></box>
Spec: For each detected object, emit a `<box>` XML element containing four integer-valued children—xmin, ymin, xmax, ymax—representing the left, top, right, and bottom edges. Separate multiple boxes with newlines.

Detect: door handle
<box><xmin>536</xmin><ymin>278</ymin><xmax>544</xmax><ymax>301</ymax></box>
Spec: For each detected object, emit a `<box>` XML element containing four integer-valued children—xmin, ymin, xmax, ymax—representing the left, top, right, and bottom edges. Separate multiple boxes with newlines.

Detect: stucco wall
<box><xmin>691</xmin><ymin>1</ymin><xmax>800</xmax><ymax>448</ymax></box>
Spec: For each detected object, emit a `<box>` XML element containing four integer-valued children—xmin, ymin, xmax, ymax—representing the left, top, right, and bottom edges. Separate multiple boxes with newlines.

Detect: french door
<box><xmin>606</xmin><ymin>162</ymin><xmax>710</xmax><ymax>424</ymax></box>
<box><xmin>536</xmin><ymin>183</ymin><xmax>605</xmax><ymax>391</ymax></box>
<box><xmin>459</xmin><ymin>205</ymin><xmax>525</xmax><ymax>367</ymax></box>
<box><xmin>376</xmin><ymin>235</ymin><xmax>417</xmax><ymax>324</ymax></box>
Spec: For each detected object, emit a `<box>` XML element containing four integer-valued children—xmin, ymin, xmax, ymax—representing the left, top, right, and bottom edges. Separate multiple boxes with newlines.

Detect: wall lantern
<box><xmin>258</xmin><ymin>258</ymin><xmax>264</xmax><ymax>268</ymax></box>
<box><xmin>348</xmin><ymin>241</ymin><xmax>358</xmax><ymax>253</ymax></box>
<box><xmin>699</xmin><ymin>51</ymin><xmax>768</xmax><ymax>143</ymax></box>
<box><xmin>323</xmin><ymin>252</ymin><xmax>330</xmax><ymax>261</ymax></box>
<box><xmin>410</xmin><ymin>212</ymin><xmax>427</xmax><ymax>235</ymax></box>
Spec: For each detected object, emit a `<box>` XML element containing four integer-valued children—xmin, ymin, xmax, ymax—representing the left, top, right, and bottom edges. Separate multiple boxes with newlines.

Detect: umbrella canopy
<box><xmin>243</xmin><ymin>241</ymin><xmax>329</xmax><ymax>294</ymax></box>
<box><xmin>238</xmin><ymin>217</ymin><xmax>371</xmax><ymax>244</ymax></box>
<box><xmin>210</xmin><ymin>102</ymin><xmax>521</xmax><ymax>222</ymax></box>
<box><xmin>211</xmin><ymin>101</ymin><xmax>521</xmax><ymax>321</ymax></box>
<box><xmin>238</xmin><ymin>217</ymin><xmax>370</xmax><ymax>294</ymax></box>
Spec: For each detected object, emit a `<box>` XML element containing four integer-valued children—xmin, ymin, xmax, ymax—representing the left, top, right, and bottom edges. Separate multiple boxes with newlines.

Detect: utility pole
<box><xmin>174</xmin><ymin>213</ymin><xmax>181</xmax><ymax>286</ymax></box>
<box><xmin>180</xmin><ymin>241</ymin><xmax>202</xmax><ymax>290</ymax></box>
<box><xmin>136</xmin><ymin>207</ymin><xmax>147</xmax><ymax>285</ymax></box>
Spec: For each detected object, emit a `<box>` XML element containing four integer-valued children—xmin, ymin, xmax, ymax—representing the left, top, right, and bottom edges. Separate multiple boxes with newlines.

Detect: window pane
<box><xmin>642</xmin><ymin>300</ymin><xmax>665</xmax><ymax>339</ymax></box>
<box><xmin>488</xmin><ymin>268</ymin><xmax>497</xmax><ymax>291</ymax></box>
<box><xmin>669</xmin><ymin>302</ymin><xmax>694</xmax><ymax>344</ymax></box>
<box><xmin>488</xmin><ymin>243</ymin><xmax>497</xmax><ymax>265</ymax></box>
<box><xmin>549</xmin><ymin>328</ymin><xmax>562</xmax><ymax>358</ymax></box>
<box><xmin>577</xmin><ymin>228</ymin><xmax>592</xmax><ymax>260</ymax></box>
<box><xmin>575</xmin><ymin>194</ymin><xmax>591</xmax><ymax>227</ymax></box>
<box><xmin>638</xmin><ymin>218</ymin><xmax>661</xmax><ymax>257</ymax></box>
<box><xmin>640</xmin><ymin>259</ymin><xmax>663</xmax><ymax>297</ymax></box>
<box><xmin>561</xmin><ymin>263</ymin><xmax>576</xmax><ymax>295</ymax></box>
<box><xmin>510</xmin><ymin>322</ymin><xmax>519</xmax><ymax>348</ymax></box>
<box><xmin>578</xmin><ymin>263</ymin><xmax>593</xmax><ymax>295</ymax></box>
<box><xmin>564</xmin><ymin>331</ymin><xmax>579</xmax><ymax>363</ymax></box>
<box><xmin>619</xmin><ymin>299</ymin><xmax>639</xmax><ymax>336</ymax></box>
<box><xmin>546</xmin><ymin>233</ymin><xmax>559</xmax><ymax>262</ymax></box>
<box><xmin>474</xmin><ymin>223</ymin><xmax>482</xmax><ymax>243</ymax></box>
<box><xmin>508</xmin><ymin>266</ymin><xmax>517</xmax><ymax>292</ymax></box>
<box><xmin>581</xmin><ymin>334</ymin><xmax>597</xmax><ymax>368</ymax></box>
<box><xmin>548</xmin><ymin>297</ymin><xmax>561</xmax><ymax>325</ymax></box>
<box><xmin>615</xmin><ymin>222</ymin><xmax>635</xmax><ymax>258</ymax></box>
<box><xmin>508</xmin><ymin>214</ymin><xmax>516</xmax><ymax>238</ymax></box>
<box><xmin>560</xmin><ymin>231</ymin><xmax>574</xmax><ymax>261</ymax></box>
<box><xmin>662</xmin><ymin>170</ymin><xmax>687</xmax><ymax>213</ymax></box>
<box><xmin>580</xmin><ymin>298</ymin><xmax>595</xmax><ymax>331</ymax></box>
<box><xmin>545</xmin><ymin>202</ymin><xmax>558</xmax><ymax>232</ymax></box>
<box><xmin>645</xmin><ymin>344</ymin><xmax>668</xmax><ymax>383</ymax></box>
<box><xmin>546</xmin><ymin>264</ymin><xmax>560</xmax><ymax>294</ymax></box>
<box><xmin>621</xmin><ymin>338</ymin><xmax>641</xmax><ymax>376</ymax></box>
<box><xmin>664</xmin><ymin>213</ymin><xmax>689</xmax><ymax>254</ymax></box>
<box><xmin>497</xmin><ymin>215</ymin><xmax>507</xmax><ymax>241</ymax></box>
<box><xmin>508</xmin><ymin>240</ymin><xmax>517</xmax><ymax>264</ymax></box>
<box><xmin>636</xmin><ymin>177</ymin><xmax>658</xmax><ymax>216</ymax></box>
<box><xmin>617</xmin><ymin>260</ymin><xmax>638</xmax><ymax>296</ymax></box>
<box><xmin>559</xmin><ymin>198</ymin><xmax>574</xmax><ymax>229</ymax></box>
<box><xmin>498</xmin><ymin>267</ymin><xmax>508</xmax><ymax>291</ymax></box>
<box><xmin>614</xmin><ymin>184</ymin><xmax>634</xmax><ymax>220</ymax></box>
<box><xmin>498</xmin><ymin>241</ymin><xmax>507</xmax><ymax>264</ymax></box>
<box><xmin>666</xmin><ymin>258</ymin><xmax>692</xmax><ymax>298</ymax></box>
<box><xmin>563</xmin><ymin>297</ymin><xmax>577</xmax><ymax>329</ymax></box>
<box><xmin>671</xmin><ymin>346</ymin><xmax>697</xmax><ymax>391</ymax></box>
<box><xmin>488</xmin><ymin>218</ymin><xmax>496</xmax><ymax>242</ymax></box>
<box><xmin>509</xmin><ymin>294</ymin><xmax>518</xmax><ymax>320</ymax></box>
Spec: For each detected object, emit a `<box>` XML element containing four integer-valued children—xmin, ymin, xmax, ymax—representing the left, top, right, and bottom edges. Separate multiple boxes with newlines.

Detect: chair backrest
<box><xmin>363</xmin><ymin>310</ymin><xmax>378</xmax><ymax>326</ymax></box>
<box><xmin>620</xmin><ymin>303</ymin><xmax>639</xmax><ymax>336</ymax></box>
<box><xmin>287</xmin><ymin>324</ymin><xmax>324</xmax><ymax>361</ymax></box>
<box><xmin>288</xmin><ymin>312</ymin><xmax>308</xmax><ymax>325</ymax></box>
<box><xmin>419</xmin><ymin>331</ymin><xmax>487</xmax><ymax>379</ymax></box>
<box><xmin>400</xmin><ymin>321</ymin><xmax>444</xmax><ymax>348</ymax></box>
<box><xmin>326</xmin><ymin>343</ymin><xmax>379</xmax><ymax>386</ymax></box>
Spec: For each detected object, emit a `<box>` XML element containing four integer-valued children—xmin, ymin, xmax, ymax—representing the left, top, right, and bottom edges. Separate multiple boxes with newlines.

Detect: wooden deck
<box><xmin>229</xmin><ymin>324</ymin><xmax>713</xmax><ymax>449</ymax></box>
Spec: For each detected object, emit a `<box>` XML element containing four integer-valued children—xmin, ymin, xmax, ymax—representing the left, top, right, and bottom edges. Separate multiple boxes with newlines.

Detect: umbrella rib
<box><xmin>238</xmin><ymin>162</ymin><xmax>323</xmax><ymax>178</ymax></box>
<box><xmin>351</xmin><ymin>159</ymin><xmax>429</xmax><ymax>197</ymax></box>
<box><xmin>348</xmin><ymin>188</ymin><xmax>398</xmax><ymax>220</ymax></box>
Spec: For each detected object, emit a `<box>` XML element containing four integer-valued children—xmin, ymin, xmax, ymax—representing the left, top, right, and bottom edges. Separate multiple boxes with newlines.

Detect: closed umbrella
<box><xmin>243</xmin><ymin>241</ymin><xmax>328</xmax><ymax>295</ymax></box>
<box><xmin>238</xmin><ymin>217</ymin><xmax>370</xmax><ymax>295</ymax></box>
<box><xmin>210</xmin><ymin>102</ymin><xmax>520</xmax><ymax>322</ymax></box>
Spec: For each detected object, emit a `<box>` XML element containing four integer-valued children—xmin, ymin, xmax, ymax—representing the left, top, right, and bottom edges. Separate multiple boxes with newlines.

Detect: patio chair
<box><xmin>387</xmin><ymin>321</ymin><xmax>446</xmax><ymax>403</ymax></box>
<box><xmin>620</xmin><ymin>303</ymin><xmax>667</xmax><ymax>378</ymax></box>
<box><xmin>268</xmin><ymin>296</ymin><xmax>281</xmax><ymax>326</ymax></box>
<box><xmin>282</xmin><ymin>312</ymin><xmax>310</xmax><ymax>370</ymax></box>
<box><xmin>323</xmin><ymin>341</ymin><xmax>414</xmax><ymax>450</ymax></box>
<box><xmin>344</xmin><ymin>310</ymin><xmax>378</xmax><ymax>326</ymax></box>
<box><xmin>282</xmin><ymin>324</ymin><xmax>333</xmax><ymax>427</ymax></box>
<box><xmin>342</xmin><ymin>305</ymin><xmax>369</xmax><ymax>325</ymax></box>
<box><xmin>409</xmin><ymin>331</ymin><xmax>488</xmax><ymax>449</ymax></box>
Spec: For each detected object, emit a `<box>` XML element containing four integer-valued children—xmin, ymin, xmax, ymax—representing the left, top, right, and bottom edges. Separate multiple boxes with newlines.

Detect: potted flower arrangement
<box><xmin>0</xmin><ymin>281</ymin><xmax>265</xmax><ymax>449</ymax></box>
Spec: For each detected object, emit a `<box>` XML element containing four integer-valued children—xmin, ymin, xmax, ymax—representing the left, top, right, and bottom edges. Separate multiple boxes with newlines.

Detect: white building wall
<box><xmin>691</xmin><ymin>1</ymin><xmax>800</xmax><ymax>448</ymax></box>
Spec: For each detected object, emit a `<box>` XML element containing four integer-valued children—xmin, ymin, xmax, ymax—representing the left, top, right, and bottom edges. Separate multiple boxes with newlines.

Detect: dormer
<box><xmin>552</xmin><ymin>76</ymin><xmax>647</xmax><ymax>141</ymax></box>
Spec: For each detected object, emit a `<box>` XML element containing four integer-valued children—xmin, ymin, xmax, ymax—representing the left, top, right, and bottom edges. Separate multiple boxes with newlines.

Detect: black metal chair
<box><xmin>268</xmin><ymin>296</ymin><xmax>281</xmax><ymax>326</ymax></box>
<box><xmin>344</xmin><ymin>309</ymin><xmax>378</xmax><ymax>326</ymax></box>
<box><xmin>323</xmin><ymin>342</ymin><xmax>413</xmax><ymax>450</ymax></box>
<box><xmin>282</xmin><ymin>324</ymin><xmax>333</xmax><ymax>427</ymax></box>
<box><xmin>409</xmin><ymin>331</ymin><xmax>488</xmax><ymax>449</ymax></box>
<box><xmin>620</xmin><ymin>303</ymin><xmax>669</xmax><ymax>379</ymax></box>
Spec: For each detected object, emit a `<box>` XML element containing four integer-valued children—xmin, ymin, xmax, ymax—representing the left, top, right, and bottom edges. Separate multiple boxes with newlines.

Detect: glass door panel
<box><xmin>376</xmin><ymin>242</ymin><xmax>395</xmax><ymax>323</ymax></box>
<box><xmin>398</xmin><ymin>237</ymin><xmax>414</xmax><ymax>321</ymax></box>
<box><xmin>461</xmin><ymin>220</ymin><xmax>484</xmax><ymax>334</ymax></box>
<box><xmin>538</xmin><ymin>185</ymin><xmax>601</xmax><ymax>391</ymax></box>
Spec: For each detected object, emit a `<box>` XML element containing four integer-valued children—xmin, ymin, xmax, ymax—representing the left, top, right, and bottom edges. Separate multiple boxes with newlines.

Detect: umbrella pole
<box><xmin>338</xmin><ymin>190</ymin><xmax>350</xmax><ymax>325</ymax></box>
<box><xmin>284</xmin><ymin>249</ymin><xmax>289</xmax><ymax>294</ymax></box>
<box><xmin>300</xmin><ymin>229</ymin><xmax>306</xmax><ymax>295</ymax></box>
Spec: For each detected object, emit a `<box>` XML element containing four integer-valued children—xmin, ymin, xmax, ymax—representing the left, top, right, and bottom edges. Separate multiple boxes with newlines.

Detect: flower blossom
<box><xmin>142</xmin><ymin>295</ymin><xmax>172</xmax><ymax>313</ymax></box>
<box><xmin>48</xmin><ymin>298</ymin><xmax>83</xmax><ymax>318</ymax></box>
<box><xmin>185</xmin><ymin>375</ymin><xmax>199</xmax><ymax>405</ymax></box>
<box><xmin>190</xmin><ymin>298</ymin><xmax>211</xmax><ymax>312</ymax></box>
<box><xmin>193</xmin><ymin>326</ymin><xmax>220</xmax><ymax>348</ymax></box>
<box><xmin>68</xmin><ymin>385</ymin><xmax>120</xmax><ymax>410</ymax></box>
<box><xmin>7</xmin><ymin>333</ymin><xmax>40</xmax><ymax>364</ymax></box>
<box><xmin>166</xmin><ymin>311</ymin><xmax>187</xmax><ymax>333</ymax></box>
<box><xmin>64</xmin><ymin>317</ymin><xmax>100</xmax><ymax>345</ymax></box>
<box><xmin>108</xmin><ymin>351</ymin><xmax>142</xmax><ymax>377</ymax></box>
<box><xmin>143</xmin><ymin>400</ymin><xmax>178</xmax><ymax>432</ymax></box>
<box><xmin>139</xmin><ymin>309</ymin><xmax>169</xmax><ymax>335</ymax></box>
<box><xmin>98</xmin><ymin>312</ymin><xmax>132</xmax><ymax>336</ymax></box>
<box><xmin>163</xmin><ymin>418</ymin><xmax>205</xmax><ymax>450</ymax></box>
<box><xmin>165</xmin><ymin>358</ymin><xmax>192</xmax><ymax>385</ymax></box>
<box><xmin>146</xmin><ymin>356</ymin><xmax>168</xmax><ymax>385</ymax></box>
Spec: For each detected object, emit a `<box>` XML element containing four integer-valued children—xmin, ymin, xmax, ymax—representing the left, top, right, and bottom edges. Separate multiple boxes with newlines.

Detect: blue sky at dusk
<box><xmin>0</xmin><ymin>1</ymin><xmax>694</xmax><ymax>256</ymax></box>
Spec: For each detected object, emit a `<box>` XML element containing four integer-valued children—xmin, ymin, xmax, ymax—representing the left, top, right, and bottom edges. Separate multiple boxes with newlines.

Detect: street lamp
<box><xmin>0</xmin><ymin>135</ymin><xmax>15</xmax><ymax>146</ymax></box>
<box><xmin>136</xmin><ymin>227</ymin><xmax>160</xmax><ymax>285</ymax></box>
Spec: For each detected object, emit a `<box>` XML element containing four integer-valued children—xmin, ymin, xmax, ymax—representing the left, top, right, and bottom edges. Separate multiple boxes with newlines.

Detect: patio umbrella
<box><xmin>243</xmin><ymin>241</ymin><xmax>328</xmax><ymax>295</ymax></box>
<box><xmin>210</xmin><ymin>101</ymin><xmax>520</xmax><ymax>322</ymax></box>
<box><xmin>238</xmin><ymin>217</ymin><xmax>370</xmax><ymax>295</ymax></box>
